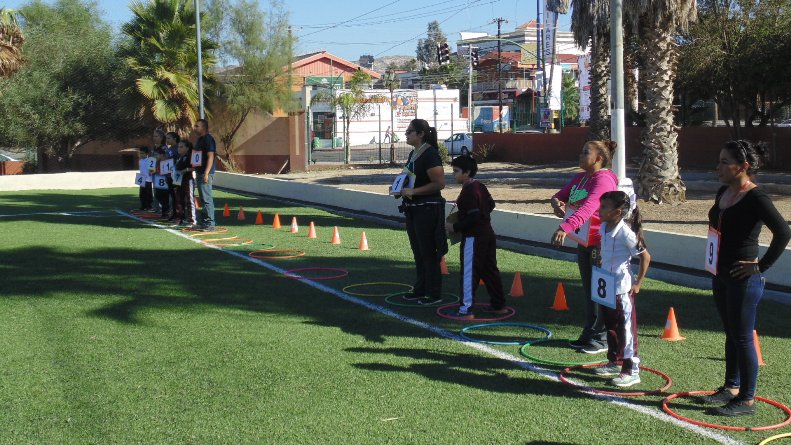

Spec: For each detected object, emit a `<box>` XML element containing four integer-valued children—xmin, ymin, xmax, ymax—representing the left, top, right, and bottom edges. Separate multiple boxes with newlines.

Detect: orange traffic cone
<box><xmin>359</xmin><ymin>231</ymin><xmax>369</xmax><ymax>250</ymax></box>
<box><xmin>290</xmin><ymin>217</ymin><xmax>299</xmax><ymax>234</ymax></box>
<box><xmin>307</xmin><ymin>221</ymin><xmax>317</xmax><ymax>239</ymax></box>
<box><xmin>754</xmin><ymin>330</ymin><xmax>766</xmax><ymax>366</ymax></box>
<box><xmin>223</xmin><ymin>203</ymin><xmax>230</xmax><ymax>217</ymax></box>
<box><xmin>272</xmin><ymin>213</ymin><xmax>281</xmax><ymax>229</ymax></box>
<box><xmin>660</xmin><ymin>307</ymin><xmax>686</xmax><ymax>341</ymax></box>
<box><xmin>550</xmin><ymin>282</ymin><xmax>569</xmax><ymax>311</ymax></box>
<box><xmin>440</xmin><ymin>256</ymin><xmax>449</xmax><ymax>275</ymax></box>
<box><xmin>331</xmin><ymin>226</ymin><xmax>341</xmax><ymax>245</ymax></box>
<box><xmin>237</xmin><ymin>207</ymin><xmax>246</xmax><ymax>221</ymax></box>
<box><xmin>254</xmin><ymin>210</ymin><xmax>263</xmax><ymax>225</ymax></box>
<box><xmin>509</xmin><ymin>272</ymin><xmax>524</xmax><ymax>297</ymax></box>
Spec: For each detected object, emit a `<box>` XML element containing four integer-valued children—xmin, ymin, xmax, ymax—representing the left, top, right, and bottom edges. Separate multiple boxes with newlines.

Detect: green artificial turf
<box><xmin>0</xmin><ymin>188</ymin><xmax>789</xmax><ymax>444</ymax></box>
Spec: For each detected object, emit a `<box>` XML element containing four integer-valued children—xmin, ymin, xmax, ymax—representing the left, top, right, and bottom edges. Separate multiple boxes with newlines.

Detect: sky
<box><xmin>3</xmin><ymin>0</ymin><xmax>573</xmax><ymax>61</ymax></box>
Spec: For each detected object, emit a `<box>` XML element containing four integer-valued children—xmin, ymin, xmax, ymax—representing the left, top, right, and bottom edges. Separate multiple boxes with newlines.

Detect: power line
<box><xmin>298</xmin><ymin>0</ymin><xmax>401</xmax><ymax>38</ymax></box>
<box><xmin>295</xmin><ymin>0</ymin><xmax>463</xmax><ymax>28</ymax></box>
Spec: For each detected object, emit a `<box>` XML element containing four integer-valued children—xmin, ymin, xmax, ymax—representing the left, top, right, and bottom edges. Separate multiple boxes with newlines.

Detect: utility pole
<box><xmin>195</xmin><ymin>0</ymin><xmax>205</xmax><ymax>119</ymax></box>
<box><xmin>610</xmin><ymin>0</ymin><xmax>626</xmax><ymax>179</ymax></box>
<box><xmin>493</xmin><ymin>17</ymin><xmax>507</xmax><ymax>133</ymax></box>
<box><xmin>468</xmin><ymin>44</ymin><xmax>474</xmax><ymax>134</ymax></box>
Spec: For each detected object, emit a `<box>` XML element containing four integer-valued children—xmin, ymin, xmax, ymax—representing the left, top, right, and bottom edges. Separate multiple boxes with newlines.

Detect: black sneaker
<box><xmin>695</xmin><ymin>387</ymin><xmax>739</xmax><ymax>405</ymax></box>
<box><xmin>481</xmin><ymin>305</ymin><xmax>510</xmax><ymax>315</ymax></box>
<box><xmin>706</xmin><ymin>399</ymin><xmax>756</xmax><ymax>417</ymax></box>
<box><xmin>569</xmin><ymin>338</ymin><xmax>589</xmax><ymax>349</ymax></box>
<box><xmin>400</xmin><ymin>293</ymin><xmax>423</xmax><ymax>301</ymax></box>
<box><xmin>417</xmin><ymin>296</ymin><xmax>443</xmax><ymax>306</ymax></box>
<box><xmin>199</xmin><ymin>226</ymin><xmax>216</xmax><ymax>232</ymax></box>
<box><xmin>580</xmin><ymin>342</ymin><xmax>608</xmax><ymax>354</ymax></box>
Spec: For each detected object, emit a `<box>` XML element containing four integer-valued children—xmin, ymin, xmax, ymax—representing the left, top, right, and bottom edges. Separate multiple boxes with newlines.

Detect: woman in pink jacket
<box><xmin>550</xmin><ymin>140</ymin><xmax>619</xmax><ymax>353</ymax></box>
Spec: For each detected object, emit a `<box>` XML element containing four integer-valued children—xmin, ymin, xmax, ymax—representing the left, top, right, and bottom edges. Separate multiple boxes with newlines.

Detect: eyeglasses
<box><xmin>405</xmin><ymin>129</ymin><xmax>415</xmax><ymax>135</ymax></box>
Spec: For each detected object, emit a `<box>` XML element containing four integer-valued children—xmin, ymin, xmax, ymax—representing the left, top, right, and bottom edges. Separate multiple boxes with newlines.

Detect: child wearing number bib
<box><xmin>137</xmin><ymin>146</ymin><xmax>154</xmax><ymax>210</ymax></box>
<box><xmin>593</xmin><ymin>191</ymin><xmax>651</xmax><ymax>388</ymax></box>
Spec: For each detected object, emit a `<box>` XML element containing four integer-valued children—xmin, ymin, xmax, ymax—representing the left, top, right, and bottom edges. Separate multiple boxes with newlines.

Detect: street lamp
<box><xmin>385</xmin><ymin>70</ymin><xmax>397</xmax><ymax>164</ymax></box>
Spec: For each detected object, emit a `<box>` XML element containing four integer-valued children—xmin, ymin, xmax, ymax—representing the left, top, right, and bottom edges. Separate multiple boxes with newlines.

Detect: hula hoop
<box><xmin>248</xmin><ymin>249</ymin><xmax>305</xmax><ymax>259</ymax></box>
<box><xmin>223</xmin><ymin>243</ymin><xmax>275</xmax><ymax>250</ymax></box>
<box><xmin>384</xmin><ymin>292</ymin><xmax>460</xmax><ymax>307</ymax></box>
<box><xmin>559</xmin><ymin>363</ymin><xmax>673</xmax><ymax>397</ymax></box>
<box><xmin>342</xmin><ymin>282</ymin><xmax>413</xmax><ymax>297</ymax></box>
<box><xmin>459</xmin><ymin>322</ymin><xmax>552</xmax><ymax>345</ymax></box>
<box><xmin>211</xmin><ymin>239</ymin><xmax>254</xmax><ymax>247</ymax></box>
<box><xmin>283</xmin><ymin>267</ymin><xmax>349</xmax><ymax>281</ymax></box>
<box><xmin>132</xmin><ymin>212</ymin><xmax>161</xmax><ymax>220</ymax></box>
<box><xmin>201</xmin><ymin>236</ymin><xmax>239</xmax><ymax>243</ymax></box>
<box><xmin>519</xmin><ymin>338</ymin><xmax>608</xmax><ymax>366</ymax></box>
<box><xmin>662</xmin><ymin>391</ymin><xmax>791</xmax><ymax>432</ymax></box>
<box><xmin>759</xmin><ymin>433</ymin><xmax>791</xmax><ymax>444</ymax></box>
<box><xmin>435</xmin><ymin>303</ymin><xmax>516</xmax><ymax>322</ymax></box>
<box><xmin>184</xmin><ymin>227</ymin><xmax>229</xmax><ymax>236</ymax></box>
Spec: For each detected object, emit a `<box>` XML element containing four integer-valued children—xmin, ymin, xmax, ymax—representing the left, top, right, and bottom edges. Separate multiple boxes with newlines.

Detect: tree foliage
<box><xmin>0</xmin><ymin>8</ymin><xmax>25</xmax><ymax>77</ymax></box>
<box><xmin>415</xmin><ymin>20</ymin><xmax>447</xmax><ymax>68</ymax></box>
<box><xmin>677</xmin><ymin>0</ymin><xmax>791</xmax><ymax>134</ymax></box>
<box><xmin>562</xmin><ymin>73</ymin><xmax>580</xmax><ymax>124</ymax></box>
<box><xmin>206</xmin><ymin>0</ymin><xmax>295</xmax><ymax>172</ymax></box>
<box><xmin>0</xmin><ymin>0</ymin><xmax>143</xmax><ymax>170</ymax></box>
<box><xmin>120</xmin><ymin>0</ymin><xmax>218</xmax><ymax>131</ymax></box>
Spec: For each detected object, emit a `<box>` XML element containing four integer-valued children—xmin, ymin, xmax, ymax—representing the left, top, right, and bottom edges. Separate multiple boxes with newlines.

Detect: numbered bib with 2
<box><xmin>705</xmin><ymin>227</ymin><xmax>720</xmax><ymax>275</ymax></box>
<box><xmin>591</xmin><ymin>266</ymin><xmax>617</xmax><ymax>309</ymax></box>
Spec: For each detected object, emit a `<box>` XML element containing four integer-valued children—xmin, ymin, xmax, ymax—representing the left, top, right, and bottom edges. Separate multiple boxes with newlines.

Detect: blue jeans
<box><xmin>196</xmin><ymin>173</ymin><xmax>215</xmax><ymax>227</ymax></box>
<box><xmin>712</xmin><ymin>273</ymin><xmax>765</xmax><ymax>401</ymax></box>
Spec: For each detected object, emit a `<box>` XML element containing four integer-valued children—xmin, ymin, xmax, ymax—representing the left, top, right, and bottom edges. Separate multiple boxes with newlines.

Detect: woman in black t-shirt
<box><xmin>697</xmin><ymin>140</ymin><xmax>791</xmax><ymax>416</ymax></box>
<box><xmin>391</xmin><ymin>119</ymin><xmax>448</xmax><ymax>305</ymax></box>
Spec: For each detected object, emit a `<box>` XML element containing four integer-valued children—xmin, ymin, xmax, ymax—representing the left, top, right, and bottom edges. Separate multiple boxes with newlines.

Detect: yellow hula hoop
<box><xmin>759</xmin><ymin>433</ymin><xmax>791</xmax><ymax>445</ymax></box>
<box><xmin>342</xmin><ymin>282</ymin><xmax>414</xmax><ymax>297</ymax></box>
<box><xmin>201</xmin><ymin>236</ymin><xmax>239</xmax><ymax>243</ymax></box>
<box><xmin>212</xmin><ymin>239</ymin><xmax>254</xmax><ymax>247</ymax></box>
<box><xmin>186</xmin><ymin>227</ymin><xmax>229</xmax><ymax>236</ymax></box>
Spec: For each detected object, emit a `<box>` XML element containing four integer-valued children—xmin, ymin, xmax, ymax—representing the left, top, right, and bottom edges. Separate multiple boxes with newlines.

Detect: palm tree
<box><xmin>311</xmin><ymin>70</ymin><xmax>385</xmax><ymax>164</ymax></box>
<box><xmin>120</xmin><ymin>0</ymin><xmax>218</xmax><ymax>131</ymax></box>
<box><xmin>634</xmin><ymin>1</ymin><xmax>696</xmax><ymax>204</ymax></box>
<box><xmin>571</xmin><ymin>0</ymin><xmax>611</xmax><ymax>140</ymax></box>
<box><xmin>0</xmin><ymin>8</ymin><xmax>25</xmax><ymax>78</ymax></box>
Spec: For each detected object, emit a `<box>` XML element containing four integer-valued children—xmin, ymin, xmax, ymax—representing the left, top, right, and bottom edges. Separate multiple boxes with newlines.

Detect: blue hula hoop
<box><xmin>459</xmin><ymin>322</ymin><xmax>553</xmax><ymax>345</ymax></box>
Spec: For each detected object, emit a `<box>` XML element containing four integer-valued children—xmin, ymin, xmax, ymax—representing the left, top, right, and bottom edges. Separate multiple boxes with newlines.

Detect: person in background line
<box><xmin>194</xmin><ymin>119</ymin><xmax>216</xmax><ymax>231</ymax></box>
<box><xmin>138</xmin><ymin>146</ymin><xmax>153</xmax><ymax>211</ymax></box>
<box><xmin>550</xmin><ymin>140</ymin><xmax>619</xmax><ymax>354</ymax></box>
<box><xmin>696</xmin><ymin>140</ymin><xmax>790</xmax><ymax>416</ymax></box>
<box><xmin>165</xmin><ymin>132</ymin><xmax>180</xmax><ymax>222</ymax></box>
<box><xmin>174</xmin><ymin>140</ymin><xmax>196</xmax><ymax>228</ymax></box>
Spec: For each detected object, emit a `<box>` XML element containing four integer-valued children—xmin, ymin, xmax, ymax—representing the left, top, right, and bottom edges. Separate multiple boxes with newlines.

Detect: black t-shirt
<box><xmin>195</xmin><ymin>134</ymin><xmax>217</xmax><ymax>174</ymax></box>
<box><xmin>405</xmin><ymin>146</ymin><xmax>443</xmax><ymax>203</ymax></box>
<box><xmin>708</xmin><ymin>186</ymin><xmax>791</xmax><ymax>274</ymax></box>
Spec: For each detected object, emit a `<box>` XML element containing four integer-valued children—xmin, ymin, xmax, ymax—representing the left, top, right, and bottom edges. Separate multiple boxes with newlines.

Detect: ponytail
<box><xmin>630</xmin><ymin>206</ymin><xmax>647</xmax><ymax>250</ymax></box>
<box><xmin>601</xmin><ymin>190</ymin><xmax>646</xmax><ymax>249</ymax></box>
<box><xmin>409</xmin><ymin>118</ymin><xmax>438</xmax><ymax>148</ymax></box>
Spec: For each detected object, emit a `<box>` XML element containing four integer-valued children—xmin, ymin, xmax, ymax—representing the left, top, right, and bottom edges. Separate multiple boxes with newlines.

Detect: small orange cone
<box><xmin>223</xmin><ymin>203</ymin><xmax>230</xmax><ymax>217</ymax></box>
<box><xmin>754</xmin><ymin>330</ymin><xmax>766</xmax><ymax>366</ymax></box>
<box><xmin>509</xmin><ymin>272</ymin><xmax>524</xmax><ymax>297</ymax></box>
<box><xmin>550</xmin><ymin>282</ymin><xmax>569</xmax><ymax>311</ymax></box>
<box><xmin>307</xmin><ymin>221</ymin><xmax>317</xmax><ymax>239</ymax></box>
<box><xmin>331</xmin><ymin>226</ymin><xmax>341</xmax><ymax>245</ymax></box>
<box><xmin>440</xmin><ymin>256</ymin><xmax>449</xmax><ymax>275</ymax></box>
<box><xmin>254</xmin><ymin>210</ymin><xmax>263</xmax><ymax>225</ymax></box>
<box><xmin>290</xmin><ymin>217</ymin><xmax>299</xmax><ymax>234</ymax></box>
<box><xmin>237</xmin><ymin>207</ymin><xmax>246</xmax><ymax>221</ymax></box>
<box><xmin>359</xmin><ymin>231</ymin><xmax>369</xmax><ymax>250</ymax></box>
<box><xmin>660</xmin><ymin>307</ymin><xmax>686</xmax><ymax>341</ymax></box>
<box><xmin>272</xmin><ymin>213</ymin><xmax>281</xmax><ymax>229</ymax></box>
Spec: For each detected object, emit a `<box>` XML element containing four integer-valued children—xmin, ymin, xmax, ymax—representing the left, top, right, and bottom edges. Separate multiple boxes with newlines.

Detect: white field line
<box><xmin>0</xmin><ymin>210</ymin><xmax>113</xmax><ymax>218</ymax></box>
<box><xmin>117</xmin><ymin>210</ymin><xmax>746</xmax><ymax>445</ymax></box>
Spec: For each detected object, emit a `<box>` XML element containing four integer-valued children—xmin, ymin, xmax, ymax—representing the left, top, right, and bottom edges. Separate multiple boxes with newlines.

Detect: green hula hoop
<box><xmin>384</xmin><ymin>292</ymin><xmax>460</xmax><ymax>307</ymax></box>
<box><xmin>519</xmin><ymin>337</ymin><xmax>608</xmax><ymax>367</ymax></box>
<box><xmin>342</xmin><ymin>282</ymin><xmax>413</xmax><ymax>297</ymax></box>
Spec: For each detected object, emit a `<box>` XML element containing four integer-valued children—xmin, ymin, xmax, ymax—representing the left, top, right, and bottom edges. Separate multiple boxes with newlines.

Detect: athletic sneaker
<box><xmin>416</xmin><ymin>296</ymin><xmax>443</xmax><ymax>305</ymax></box>
<box><xmin>481</xmin><ymin>305</ymin><xmax>510</xmax><ymax>314</ymax></box>
<box><xmin>568</xmin><ymin>338</ymin><xmax>589</xmax><ymax>349</ymax></box>
<box><xmin>580</xmin><ymin>342</ymin><xmax>608</xmax><ymax>354</ymax></box>
<box><xmin>706</xmin><ymin>399</ymin><xmax>756</xmax><ymax>417</ymax></box>
<box><xmin>694</xmin><ymin>386</ymin><xmax>739</xmax><ymax>405</ymax></box>
<box><xmin>611</xmin><ymin>373</ymin><xmax>641</xmax><ymax>387</ymax></box>
<box><xmin>593</xmin><ymin>362</ymin><xmax>621</xmax><ymax>377</ymax></box>
<box><xmin>198</xmin><ymin>225</ymin><xmax>216</xmax><ymax>232</ymax></box>
<box><xmin>450</xmin><ymin>310</ymin><xmax>475</xmax><ymax>320</ymax></box>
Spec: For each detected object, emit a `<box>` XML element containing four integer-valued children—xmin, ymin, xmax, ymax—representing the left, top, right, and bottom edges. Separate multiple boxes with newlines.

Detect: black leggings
<box><xmin>405</xmin><ymin>204</ymin><xmax>445</xmax><ymax>299</ymax></box>
<box><xmin>578</xmin><ymin>244</ymin><xmax>607</xmax><ymax>343</ymax></box>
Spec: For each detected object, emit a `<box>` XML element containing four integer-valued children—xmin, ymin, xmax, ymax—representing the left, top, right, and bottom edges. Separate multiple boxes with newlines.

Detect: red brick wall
<box><xmin>0</xmin><ymin>161</ymin><xmax>24</xmax><ymax>175</ymax></box>
<box><xmin>476</xmin><ymin>127</ymin><xmax>791</xmax><ymax>171</ymax></box>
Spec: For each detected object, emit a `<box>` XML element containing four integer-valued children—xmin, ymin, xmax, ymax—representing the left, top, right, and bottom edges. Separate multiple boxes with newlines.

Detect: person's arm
<box><xmin>631</xmin><ymin>249</ymin><xmax>651</xmax><ymax>294</ymax></box>
<box><xmin>731</xmin><ymin>191</ymin><xmax>791</xmax><ymax>278</ymax></box>
<box><xmin>401</xmin><ymin>166</ymin><xmax>445</xmax><ymax>197</ymax></box>
<box><xmin>559</xmin><ymin>173</ymin><xmax>617</xmax><ymax>234</ymax></box>
<box><xmin>450</xmin><ymin>209</ymin><xmax>481</xmax><ymax>233</ymax></box>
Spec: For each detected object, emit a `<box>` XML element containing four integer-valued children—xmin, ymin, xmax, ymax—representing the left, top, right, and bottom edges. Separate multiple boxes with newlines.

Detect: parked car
<box><xmin>444</xmin><ymin>133</ymin><xmax>473</xmax><ymax>156</ymax></box>
<box><xmin>0</xmin><ymin>154</ymin><xmax>19</xmax><ymax>162</ymax></box>
<box><xmin>777</xmin><ymin>119</ymin><xmax>791</xmax><ymax>128</ymax></box>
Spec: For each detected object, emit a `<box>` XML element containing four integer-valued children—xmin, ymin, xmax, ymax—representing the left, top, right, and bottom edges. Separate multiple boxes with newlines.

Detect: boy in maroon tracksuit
<box><xmin>445</xmin><ymin>155</ymin><xmax>507</xmax><ymax>319</ymax></box>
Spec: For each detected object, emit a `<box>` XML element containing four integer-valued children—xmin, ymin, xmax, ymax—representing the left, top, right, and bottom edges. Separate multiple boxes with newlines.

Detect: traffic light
<box><xmin>470</xmin><ymin>49</ymin><xmax>479</xmax><ymax>68</ymax></box>
<box><xmin>436</xmin><ymin>42</ymin><xmax>450</xmax><ymax>65</ymax></box>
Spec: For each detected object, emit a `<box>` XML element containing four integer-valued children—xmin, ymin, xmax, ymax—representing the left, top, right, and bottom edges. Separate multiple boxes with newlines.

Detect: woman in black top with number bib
<box><xmin>392</xmin><ymin>119</ymin><xmax>448</xmax><ymax>305</ymax></box>
<box><xmin>696</xmin><ymin>140</ymin><xmax>790</xmax><ymax>417</ymax></box>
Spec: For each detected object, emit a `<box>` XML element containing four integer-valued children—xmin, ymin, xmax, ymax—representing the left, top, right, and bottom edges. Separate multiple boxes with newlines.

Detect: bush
<box><xmin>473</xmin><ymin>143</ymin><xmax>495</xmax><ymax>163</ymax></box>
<box><xmin>437</xmin><ymin>141</ymin><xmax>449</xmax><ymax>164</ymax></box>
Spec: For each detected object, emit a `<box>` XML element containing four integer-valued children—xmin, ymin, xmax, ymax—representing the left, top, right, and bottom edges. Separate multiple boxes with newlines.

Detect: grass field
<box><xmin>1</xmin><ymin>188</ymin><xmax>790</xmax><ymax>445</ymax></box>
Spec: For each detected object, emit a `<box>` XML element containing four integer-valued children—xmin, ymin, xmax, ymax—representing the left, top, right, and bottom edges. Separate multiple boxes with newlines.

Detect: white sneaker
<box><xmin>611</xmin><ymin>373</ymin><xmax>641</xmax><ymax>388</ymax></box>
<box><xmin>594</xmin><ymin>362</ymin><xmax>620</xmax><ymax>377</ymax></box>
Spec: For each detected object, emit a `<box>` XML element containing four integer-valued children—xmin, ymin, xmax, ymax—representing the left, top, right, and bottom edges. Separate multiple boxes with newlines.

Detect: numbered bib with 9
<box><xmin>705</xmin><ymin>227</ymin><xmax>720</xmax><ymax>275</ymax></box>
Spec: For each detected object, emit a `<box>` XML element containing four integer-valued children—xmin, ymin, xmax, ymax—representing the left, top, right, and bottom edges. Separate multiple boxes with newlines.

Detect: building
<box><xmin>291</xmin><ymin>51</ymin><xmax>382</xmax><ymax>93</ymax></box>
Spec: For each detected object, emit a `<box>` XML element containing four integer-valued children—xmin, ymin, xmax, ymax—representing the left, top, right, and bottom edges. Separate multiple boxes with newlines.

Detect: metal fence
<box><xmin>309</xmin><ymin>142</ymin><xmax>415</xmax><ymax>165</ymax></box>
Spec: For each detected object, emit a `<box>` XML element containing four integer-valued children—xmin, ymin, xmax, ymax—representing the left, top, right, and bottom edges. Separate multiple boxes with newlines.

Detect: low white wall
<box><xmin>0</xmin><ymin>171</ymin><xmax>136</xmax><ymax>191</ymax></box>
<box><xmin>216</xmin><ymin>172</ymin><xmax>791</xmax><ymax>289</ymax></box>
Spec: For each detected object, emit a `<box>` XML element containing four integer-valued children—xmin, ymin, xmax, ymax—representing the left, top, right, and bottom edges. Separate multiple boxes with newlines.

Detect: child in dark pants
<box><xmin>174</xmin><ymin>140</ymin><xmax>196</xmax><ymax>227</ymax></box>
<box><xmin>445</xmin><ymin>155</ymin><xmax>507</xmax><ymax>319</ymax></box>
<box><xmin>138</xmin><ymin>146</ymin><xmax>153</xmax><ymax>210</ymax></box>
<box><xmin>153</xmin><ymin>147</ymin><xmax>171</xmax><ymax>219</ymax></box>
